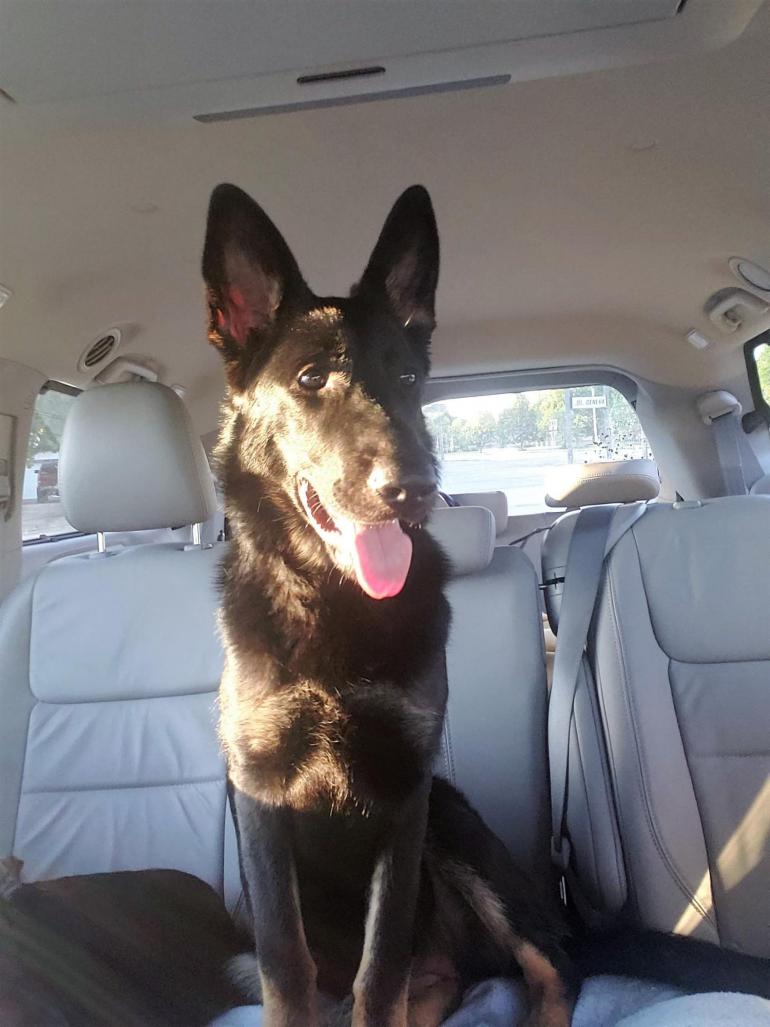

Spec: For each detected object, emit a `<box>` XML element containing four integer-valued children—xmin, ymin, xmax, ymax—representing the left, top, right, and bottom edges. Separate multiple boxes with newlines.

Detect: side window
<box><xmin>751</xmin><ymin>339</ymin><xmax>770</xmax><ymax>409</ymax></box>
<box><xmin>23</xmin><ymin>386</ymin><xmax>78</xmax><ymax>542</ymax></box>
<box><xmin>424</xmin><ymin>386</ymin><xmax>652</xmax><ymax>514</ymax></box>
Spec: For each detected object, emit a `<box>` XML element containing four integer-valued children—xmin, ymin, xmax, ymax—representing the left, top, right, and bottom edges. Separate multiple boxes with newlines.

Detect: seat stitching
<box><xmin>31</xmin><ymin>688</ymin><xmax>220</xmax><ymax>706</ymax></box>
<box><xmin>689</xmin><ymin>751</ymin><xmax>770</xmax><ymax>759</ymax></box>
<box><xmin>594</xmin><ymin>624</ymin><xmax>642</xmax><ymax>912</ymax></box>
<box><xmin>573</xmin><ymin>695</ymin><xmax>603</xmax><ymax>898</ymax></box>
<box><xmin>11</xmin><ymin>579</ymin><xmax>39</xmax><ymax>855</ymax></box>
<box><xmin>579</xmin><ymin>660</ymin><xmax>626</xmax><ymax>900</ymax></box>
<box><xmin>22</xmin><ymin>775</ymin><xmax>225</xmax><ymax>796</ymax></box>
<box><xmin>605</xmin><ymin>560</ymin><xmax>716</xmax><ymax>928</ymax></box>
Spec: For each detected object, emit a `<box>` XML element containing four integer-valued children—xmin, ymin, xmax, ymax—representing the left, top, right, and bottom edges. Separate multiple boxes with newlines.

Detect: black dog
<box><xmin>201</xmin><ymin>184</ymin><xmax>769</xmax><ymax>1027</ymax></box>
<box><xmin>202</xmin><ymin>183</ymin><xmax>574</xmax><ymax>1026</ymax></box>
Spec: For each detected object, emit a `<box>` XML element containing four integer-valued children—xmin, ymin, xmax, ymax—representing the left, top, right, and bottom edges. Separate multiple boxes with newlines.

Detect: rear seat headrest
<box><xmin>427</xmin><ymin>506</ymin><xmax>495</xmax><ymax>576</ymax></box>
<box><xmin>448</xmin><ymin>491</ymin><xmax>508</xmax><ymax>535</ymax></box>
<box><xmin>544</xmin><ymin>459</ymin><xmax>659</xmax><ymax>509</ymax></box>
<box><xmin>60</xmin><ymin>381</ymin><xmax>217</xmax><ymax>533</ymax></box>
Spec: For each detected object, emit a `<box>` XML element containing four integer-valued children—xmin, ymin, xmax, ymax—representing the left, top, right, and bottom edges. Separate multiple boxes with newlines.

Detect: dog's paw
<box><xmin>227</xmin><ymin>952</ymin><xmax>263</xmax><ymax>1002</ymax></box>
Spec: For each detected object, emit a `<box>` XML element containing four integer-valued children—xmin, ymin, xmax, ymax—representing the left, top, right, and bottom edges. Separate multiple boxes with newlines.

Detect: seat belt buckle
<box><xmin>551</xmin><ymin>835</ymin><xmax>571</xmax><ymax>907</ymax></box>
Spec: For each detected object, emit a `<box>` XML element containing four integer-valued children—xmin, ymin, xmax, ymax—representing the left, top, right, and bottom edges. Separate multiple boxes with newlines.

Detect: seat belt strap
<box><xmin>711</xmin><ymin>411</ymin><xmax>763</xmax><ymax>496</ymax></box>
<box><xmin>548</xmin><ymin>501</ymin><xmax>647</xmax><ymax>885</ymax></box>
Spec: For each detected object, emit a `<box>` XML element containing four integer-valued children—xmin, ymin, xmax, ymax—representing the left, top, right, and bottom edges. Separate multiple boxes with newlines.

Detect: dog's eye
<box><xmin>298</xmin><ymin>368</ymin><xmax>329</xmax><ymax>391</ymax></box>
<box><xmin>399</xmin><ymin>373</ymin><xmax>417</xmax><ymax>387</ymax></box>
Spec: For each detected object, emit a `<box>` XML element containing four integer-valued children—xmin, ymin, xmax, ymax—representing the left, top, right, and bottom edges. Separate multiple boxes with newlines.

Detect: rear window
<box><xmin>23</xmin><ymin>386</ymin><xmax>78</xmax><ymax>542</ymax></box>
<box><xmin>424</xmin><ymin>386</ymin><xmax>652</xmax><ymax>514</ymax></box>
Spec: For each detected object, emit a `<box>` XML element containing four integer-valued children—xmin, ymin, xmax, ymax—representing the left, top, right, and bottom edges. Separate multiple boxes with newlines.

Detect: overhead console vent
<box><xmin>296</xmin><ymin>66</ymin><xmax>385</xmax><ymax>86</ymax></box>
<box><xmin>78</xmin><ymin>329</ymin><xmax>121</xmax><ymax>371</ymax></box>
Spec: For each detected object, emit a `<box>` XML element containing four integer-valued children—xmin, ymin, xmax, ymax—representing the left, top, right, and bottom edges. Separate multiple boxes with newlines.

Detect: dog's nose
<box><xmin>377</xmin><ymin>476</ymin><xmax>437</xmax><ymax>518</ymax></box>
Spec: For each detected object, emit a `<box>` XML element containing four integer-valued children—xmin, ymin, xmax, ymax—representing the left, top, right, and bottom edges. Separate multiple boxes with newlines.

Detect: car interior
<box><xmin>1</xmin><ymin>2</ymin><xmax>769</xmax><ymax>1024</ymax></box>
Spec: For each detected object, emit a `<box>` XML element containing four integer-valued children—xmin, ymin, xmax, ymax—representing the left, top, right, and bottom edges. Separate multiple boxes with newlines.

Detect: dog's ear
<box><xmin>202</xmin><ymin>183</ymin><xmax>308</xmax><ymax>379</ymax></box>
<box><xmin>356</xmin><ymin>185</ymin><xmax>439</xmax><ymax>336</ymax></box>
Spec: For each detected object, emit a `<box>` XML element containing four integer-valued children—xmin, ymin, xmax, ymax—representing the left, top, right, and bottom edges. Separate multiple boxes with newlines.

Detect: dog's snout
<box><xmin>377</xmin><ymin>476</ymin><xmax>437</xmax><ymax>519</ymax></box>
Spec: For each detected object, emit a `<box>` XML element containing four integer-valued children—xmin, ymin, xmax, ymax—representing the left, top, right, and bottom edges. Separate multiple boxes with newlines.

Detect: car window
<box><xmin>424</xmin><ymin>386</ymin><xmax>652</xmax><ymax>514</ymax></box>
<box><xmin>753</xmin><ymin>341</ymin><xmax>770</xmax><ymax>407</ymax></box>
<box><xmin>23</xmin><ymin>386</ymin><xmax>78</xmax><ymax>542</ymax></box>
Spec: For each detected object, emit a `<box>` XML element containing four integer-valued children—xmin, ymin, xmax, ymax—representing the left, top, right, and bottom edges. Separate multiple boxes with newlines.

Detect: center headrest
<box><xmin>544</xmin><ymin>459</ymin><xmax>660</xmax><ymax>509</ymax></box>
<box><xmin>448</xmin><ymin>490</ymin><xmax>509</xmax><ymax>535</ymax></box>
<box><xmin>60</xmin><ymin>382</ymin><xmax>217</xmax><ymax>533</ymax></box>
<box><xmin>427</xmin><ymin>506</ymin><xmax>496</xmax><ymax>576</ymax></box>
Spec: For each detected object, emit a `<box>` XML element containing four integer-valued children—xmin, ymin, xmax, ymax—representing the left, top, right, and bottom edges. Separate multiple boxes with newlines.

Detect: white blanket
<box><xmin>210</xmin><ymin>976</ymin><xmax>770</xmax><ymax>1026</ymax></box>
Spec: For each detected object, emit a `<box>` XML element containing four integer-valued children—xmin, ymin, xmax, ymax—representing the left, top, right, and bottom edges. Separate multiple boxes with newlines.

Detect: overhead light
<box><xmin>686</xmin><ymin>329</ymin><xmax>710</xmax><ymax>351</ymax></box>
<box><xmin>0</xmin><ymin>284</ymin><xmax>12</xmax><ymax>308</ymax></box>
<box><xmin>728</xmin><ymin>256</ymin><xmax>770</xmax><ymax>294</ymax></box>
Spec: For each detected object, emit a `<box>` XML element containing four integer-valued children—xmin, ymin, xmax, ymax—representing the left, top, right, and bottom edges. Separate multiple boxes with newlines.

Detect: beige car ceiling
<box><xmin>0</xmin><ymin>0</ymin><xmax>769</xmax><ymax>432</ymax></box>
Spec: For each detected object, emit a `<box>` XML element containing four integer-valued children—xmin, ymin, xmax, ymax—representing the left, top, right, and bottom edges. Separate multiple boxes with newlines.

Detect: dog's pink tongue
<box><xmin>345</xmin><ymin>520</ymin><xmax>413</xmax><ymax>600</ymax></box>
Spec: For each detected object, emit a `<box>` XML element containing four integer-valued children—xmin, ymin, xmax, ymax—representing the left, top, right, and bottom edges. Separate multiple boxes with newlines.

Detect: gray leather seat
<box><xmin>0</xmin><ymin>383</ymin><xmax>550</xmax><ymax>920</ymax></box>
<box><xmin>0</xmin><ymin>382</ymin><xmax>247</xmax><ymax>908</ymax></box>
<box><xmin>543</xmin><ymin>495</ymin><xmax>770</xmax><ymax>958</ymax></box>
<box><xmin>430</xmin><ymin>506</ymin><xmax>550</xmax><ymax>870</ymax></box>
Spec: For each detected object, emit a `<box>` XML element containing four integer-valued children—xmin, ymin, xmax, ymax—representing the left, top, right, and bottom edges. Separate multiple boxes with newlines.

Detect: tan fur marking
<box><xmin>442</xmin><ymin>860</ymin><xmax>516</xmax><ymax>952</ymax></box>
<box><xmin>514</xmin><ymin>941</ymin><xmax>572</xmax><ymax>1027</ymax></box>
<box><xmin>352</xmin><ymin>857</ymin><xmax>410</xmax><ymax>1027</ymax></box>
<box><xmin>353</xmin><ymin>857</ymin><xmax>388</xmax><ymax>996</ymax></box>
<box><xmin>260</xmin><ymin>975</ymin><xmax>320</xmax><ymax>1027</ymax></box>
<box><xmin>440</xmin><ymin>862</ymin><xmax>572</xmax><ymax>1027</ymax></box>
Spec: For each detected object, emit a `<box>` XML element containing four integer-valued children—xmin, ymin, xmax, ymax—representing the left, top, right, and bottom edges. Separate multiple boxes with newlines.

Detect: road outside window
<box><xmin>424</xmin><ymin>386</ymin><xmax>652</xmax><ymax>514</ymax></box>
<box><xmin>22</xmin><ymin>387</ymin><xmax>77</xmax><ymax>541</ymax></box>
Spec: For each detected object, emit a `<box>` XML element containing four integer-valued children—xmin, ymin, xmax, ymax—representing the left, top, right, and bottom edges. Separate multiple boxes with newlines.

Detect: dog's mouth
<box><xmin>297</xmin><ymin>477</ymin><xmax>413</xmax><ymax>601</ymax></box>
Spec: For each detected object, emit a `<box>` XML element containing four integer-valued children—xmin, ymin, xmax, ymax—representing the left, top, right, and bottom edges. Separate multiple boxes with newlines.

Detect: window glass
<box><xmin>753</xmin><ymin>341</ymin><xmax>770</xmax><ymax>406</ymax></box>
<box><xmin>424</xmin><ymin>386</ymin><xmax>652</xmax><ymax>514</ymax></box>
<box><xmin>22</xmin><ymin>386</ymin><xmax>78</xmax><ymax>541</ymax></box>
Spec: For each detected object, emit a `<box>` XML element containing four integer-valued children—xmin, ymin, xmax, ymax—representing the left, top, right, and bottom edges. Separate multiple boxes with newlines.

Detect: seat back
<box><xmin>430</xmin><ymin>506</ymin><xmax>550</xmax><ymax>872</ymax></box>
<box><xmin>0</xmin><ymin>542</ymin><xmax>239</xmax><ymax>901</ymax></box>
<box><xmin>544</xmin><ymin>497</ymin><xmax>770</xmax><ymax>957</ymax></box>
<box><xmin>0</xmin><ymin>383</ymin><xmax>243</xmax><ymax>902</ymax></box>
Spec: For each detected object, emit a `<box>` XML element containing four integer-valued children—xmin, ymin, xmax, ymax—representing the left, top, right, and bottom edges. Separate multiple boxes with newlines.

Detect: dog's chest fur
<box><xmin>219</xmin><ymin>530</ymin><xmax>450</xmax><ymax>814</ymax></box>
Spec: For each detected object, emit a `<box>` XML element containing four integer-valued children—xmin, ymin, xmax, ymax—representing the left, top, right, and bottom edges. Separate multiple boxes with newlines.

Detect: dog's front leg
<box><xmin>352</xmin><ymin>777</ymin><xmax>431</xmax><ymax>1027</ymax></box>
<box><xmin>231</xmin><ymin>787</ymin><xmax>319</xmax><ymax>1027</ymax></box>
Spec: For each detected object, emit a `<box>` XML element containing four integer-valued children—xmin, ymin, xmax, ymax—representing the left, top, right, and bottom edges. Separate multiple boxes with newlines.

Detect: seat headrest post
<box><xmin>96</xmin><ymin>531</ymin><xmax>106</xmax><ymax>554</ymax></box>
